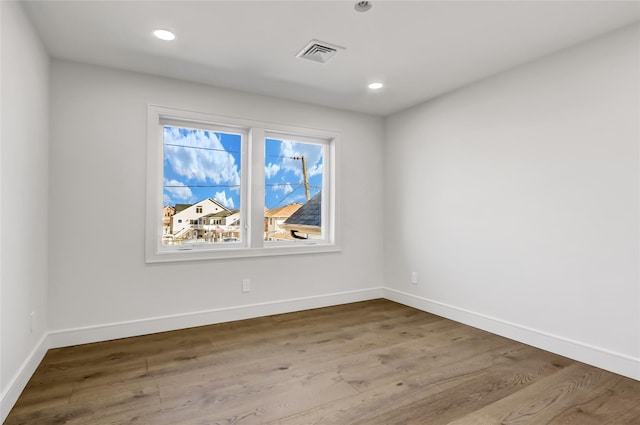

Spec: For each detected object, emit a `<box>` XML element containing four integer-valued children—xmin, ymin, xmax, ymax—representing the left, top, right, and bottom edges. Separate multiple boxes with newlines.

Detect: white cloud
<box><xmin>282</xmin><ymin>183</ymin><xmax>294</xmax><ymax>194</ymax></box>
<box><xmin>279</xmin><ymin>140</ymin><xmax>323</xmax><ymax>179</ymax></box>
<box><xmin>214</xmin><ymin>191</ymin><xmax>235</xmax><ymax>209</ymax></box>
<box><xmin>272</xmin><ymin>183</ymin><xmax>294</xmax><ymax>194</ymax></box>
<box><xmin>163</xmin><ymin>193</ymin><xmax>172</xmax><ymax>205</ymax></box>
<box><xmin>307</xmin><ymin>163</ymin><xmax>323</xmax><ymax>177</ymax></box>
<box><xmin>164</xmin><ymin>178</ymin><xmax>193</xmax><ymax>201</ymax></box>
<box><xmin>164</xmin><ymin>127</ymin><xmax>240</xmax><ymax>191</ymax></box>
<box><xmin>265</xmin><ymin>162</ymin><xmax>280</xmax><ymax>179</ymax></box>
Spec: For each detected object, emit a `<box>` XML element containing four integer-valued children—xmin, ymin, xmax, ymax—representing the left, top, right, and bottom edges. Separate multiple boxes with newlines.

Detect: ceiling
<box><xmin>23</xmin><ymin>0</ymin><xmax>640</xmax><ymax>116</ymax></box>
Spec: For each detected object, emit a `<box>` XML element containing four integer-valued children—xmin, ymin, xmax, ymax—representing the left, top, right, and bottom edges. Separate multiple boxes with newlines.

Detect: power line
<box><xmin>165</xmin><ymin>184</ymin><xmax>240</xmax><ymax>188</ymax></box>
<box><xmin>267</xmin><ymin>185</ymin><xmax>321</xmax><ymax>209</ymax></box>
<box><xmin>265</xmin><ymin>154</ymin><xmax>303</xmax><ymax>160</ymax></box>
<box><xmin>165</xmin><ymin>184</ymin><xmax>319</xmax><ymax>189</ymax></box>
<box><xmin>265</xmin><ymin>184</ymin><xmax>320</xmax><ymax>189</ymax></box>
<box><xmin>164</xmin><ymin>143</ymin><xmax>240</xmax><ymax>154</ymax></box>
<box><xmin>269</xmin><ymin>184</ymin><xmax>304</xmax><ymax>209</ymax></box>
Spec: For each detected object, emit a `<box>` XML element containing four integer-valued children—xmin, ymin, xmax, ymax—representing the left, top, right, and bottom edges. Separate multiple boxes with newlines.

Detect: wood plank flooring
<box><xmin>5</xmin><ymin>299</ymin><xmax>640</xmax><ymax>424</ymax></box>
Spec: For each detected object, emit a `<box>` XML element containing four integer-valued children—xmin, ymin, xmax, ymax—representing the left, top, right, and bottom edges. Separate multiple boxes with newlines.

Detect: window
<box><xmin>159</xmin><ymin>122</ymin><xmax>242</xmax><ymax>247</ymax></box>
<box><xmin>264</xmin><ymin>135</ymin><xmax>325</xmax><ymax>242</ymax></box>
<box><xmin>146</xmin><ymin>105</ymin><xmax>340</xmax><ymax>262</ymax></box>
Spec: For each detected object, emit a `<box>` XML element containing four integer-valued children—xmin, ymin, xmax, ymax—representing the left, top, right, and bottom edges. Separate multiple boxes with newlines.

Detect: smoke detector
<box><xmin>296</xmin><ymin>40</ymin><xmax>345</xmax><ymax>64</ymax></box>
<box><xmin>354</xmin><ymin>1</ymin><xmax>372</xmax><ymax>12</ymax></box>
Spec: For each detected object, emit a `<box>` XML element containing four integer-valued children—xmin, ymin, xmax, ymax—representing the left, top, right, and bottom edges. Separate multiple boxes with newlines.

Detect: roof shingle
<box><xmin>284</xmin><ymin>192</ymin><xmax>321</xmax><ymax>227</ymax></box>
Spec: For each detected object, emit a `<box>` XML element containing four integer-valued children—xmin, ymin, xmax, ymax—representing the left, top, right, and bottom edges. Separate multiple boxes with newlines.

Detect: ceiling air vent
<box><xmin>296</xmin><ymin>40</ymin><xmax>345</xmax><ymax>64</ymax></box>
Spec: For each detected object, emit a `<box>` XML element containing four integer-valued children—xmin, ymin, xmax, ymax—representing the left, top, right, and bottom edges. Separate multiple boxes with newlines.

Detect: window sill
<box><xmin>146</xmin><ymin>243</ymin><xmax>341</xmax><ymax>263</ymax></box>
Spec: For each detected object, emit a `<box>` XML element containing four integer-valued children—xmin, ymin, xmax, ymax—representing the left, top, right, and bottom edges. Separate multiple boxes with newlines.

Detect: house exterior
<box><xmin>162</xmin><ymin>205</ymin><xmax>176</xmax><ymax>234</ymax></box>
<box><xmin>200</xmin><ymin>210</ymin><xmax>241</xmax><ymax>241</ymax></box>
<box><xmin>264</xmin><ymin>203</ymin><xmax>302</xmax><ymax>240</ymax></box>
<box><xmin>169</xmin><ymin>198</ymin><xmax>234</xmax><ymax>242</ymax></box>
<box><xmin>280</xmin><ymin>192</ymin><xmax>322</xmax><ymax>239</ymax></box>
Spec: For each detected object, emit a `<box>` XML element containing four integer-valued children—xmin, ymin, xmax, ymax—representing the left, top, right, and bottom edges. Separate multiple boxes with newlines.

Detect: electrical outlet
<box><xmin>30</xmin><ymin>311</ymin><xmax>35</xmax><ymax>333</ymax></box>
<box><xmin>411</xmin><ymin>272</ymin><xmax>418</xmax><ymax>284</ymax></box>
<box><xmin>242</xmin><ymin>279</ymin><xmax>251</xmax><ymax>293</ymax></box>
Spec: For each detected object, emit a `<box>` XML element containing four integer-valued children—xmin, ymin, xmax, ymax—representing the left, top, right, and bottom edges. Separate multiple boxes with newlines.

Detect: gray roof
<box><xmin>174</xmin><ymin>203</ymin><xmax>192</xmax><ymax>213</ymax></box>
<box><xmin>203</xmin><ymin>209</ymin><xmax>239</xmax><ymax>218</ymax></box>
<box><xmin>284</xmin><ymin>192</ymin><xmax>321</xmax><ymax>227</ymax></box>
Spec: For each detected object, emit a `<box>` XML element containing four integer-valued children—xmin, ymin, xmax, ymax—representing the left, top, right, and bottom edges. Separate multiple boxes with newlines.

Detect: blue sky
<box><xmin>264</xmin><ymin>137</ymin><xmax>323</xmax><ymax>209</ymax></box>
<box><xmin>163</xmin><ymin>126</ymin><xmax>241</xmax><ymax>209</ymax></box>
<box><xmin>163</xmin><ymin>126</ymin><xmax>323</xmax><ymax>210</ymax></box>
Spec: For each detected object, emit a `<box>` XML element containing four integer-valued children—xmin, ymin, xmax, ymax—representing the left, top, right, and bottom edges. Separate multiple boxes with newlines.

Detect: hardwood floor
<box><xmin>5</xmin><ymin>299</ymin><xmax>640</xmax><ymax>424</ymax></box>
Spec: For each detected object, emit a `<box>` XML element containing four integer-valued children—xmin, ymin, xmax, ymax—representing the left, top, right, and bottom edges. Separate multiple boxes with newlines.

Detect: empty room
<box><xmin>1</xmin><ymin>0</ymin><xmax>639</xmax><ymax>424</ymax></box>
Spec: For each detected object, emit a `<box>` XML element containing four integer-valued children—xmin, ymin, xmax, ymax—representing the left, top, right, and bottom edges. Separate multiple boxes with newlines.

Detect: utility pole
<box><xmin>293</xmin><ymin>155</ymin><xmax>311</xmax><ymax>201</ymax></box>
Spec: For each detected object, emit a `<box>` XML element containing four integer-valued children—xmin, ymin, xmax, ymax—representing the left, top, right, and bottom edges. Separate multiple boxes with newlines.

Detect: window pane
<box><xmin>264</xmin><ymin>137</ymin><xmax>323</xmax><ymax>241</ymax></box>
<box><xmin>162</xmin><ymin>125</ymin><xmax>242</xmax><ymax>245</ymax></box>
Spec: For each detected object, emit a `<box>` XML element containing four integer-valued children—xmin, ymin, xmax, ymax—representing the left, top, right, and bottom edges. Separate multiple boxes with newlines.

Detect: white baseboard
<box><xmin>48</xmin><ymin>287</ymin><xmax>385</xmax><ymax>349</ymax></box>
<box><xmin>1</xmin><ymin>333</ymin><xmax>49</xmax><ymax>423</ymax></box>
<box><xmin>384</xmin><ymin>288</ymin><xmax>640</xmax><ymax>381</ymax></box>
<box><xmin>4</xmin><ymin>285</ymin><xmax>637</xmax><ymax>424</ymax></box>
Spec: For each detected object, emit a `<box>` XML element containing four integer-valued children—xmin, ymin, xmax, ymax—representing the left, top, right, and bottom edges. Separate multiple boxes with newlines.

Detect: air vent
<box><xmin>296</xmin><ymin>40</ymin><xmax>345</xmax><ymax>64</ymax></box>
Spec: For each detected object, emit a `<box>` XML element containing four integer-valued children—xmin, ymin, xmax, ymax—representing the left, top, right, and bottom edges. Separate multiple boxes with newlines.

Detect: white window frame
<box><xmin>263</xmin><ymin>131</ymin><xmax>331</xmax><ymax>247</ymax></box>
<box><xmin>146</xmin><ymin>105</ymin><xmax>340</xmax><ymax>263</ymax></box>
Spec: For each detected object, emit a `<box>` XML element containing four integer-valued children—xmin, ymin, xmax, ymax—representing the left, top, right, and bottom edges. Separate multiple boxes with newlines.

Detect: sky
<box><xmin>163</xmin><ymin>126</ymin><xmax>323</xmax><ymax>211</ymax></box>
<box><xmin>264</xmin><ymin>137</ymin><xmax>323</xmax><ymax>209</ymax></box>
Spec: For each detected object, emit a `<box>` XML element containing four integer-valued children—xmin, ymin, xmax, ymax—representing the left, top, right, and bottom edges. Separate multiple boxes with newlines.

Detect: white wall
<box><xmin>48</xmin><ymin>60</ymin><xmax>385</xmax><ymax>342</ymax></box>
<box><xmin>384</xmin><ymin>25</ymin><xmax>640</xmax><ymax>378</ymax></box>
<box><xmin>0</xmin><ymin>1</ymin><xmax>50</xmax><ymax>418</ymax></box>
<box><xmin>2</xmin><ymin>13</ymin><xmax>638</xmax><ymax>424</ymax></box>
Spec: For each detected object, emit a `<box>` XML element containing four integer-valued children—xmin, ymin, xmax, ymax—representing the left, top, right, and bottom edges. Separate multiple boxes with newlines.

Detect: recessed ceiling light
<box><xmin>354</xmin><ymin>1</ymin><xmax>372</xmax><ymax>12</ymax></box>
<box><xmin>153</xmin><ymin>29</ymin><xmax>175</xmax><ymax>41</ymax></box>
<box><xmin>368</xmin><ymin>82</ymin><xmax>384</xmax><ymax>90</ymax></box>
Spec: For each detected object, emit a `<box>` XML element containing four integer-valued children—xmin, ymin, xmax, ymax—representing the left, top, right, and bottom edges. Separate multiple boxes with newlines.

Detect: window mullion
<box><xmin>248</xmin><ymin>127</ymin><xmax>265</xmax><ymax>248</ymax></box>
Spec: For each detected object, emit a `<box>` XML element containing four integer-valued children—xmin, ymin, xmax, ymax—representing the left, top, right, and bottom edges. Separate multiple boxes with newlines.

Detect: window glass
<box><xmin>162</xmin><ymin>125</ymin><xmax>242</xmax><ymax>246</ymax></box>
<box><xmin>264</xmin><ymin>136</ymin><xmax>324</xmax><ymax>241</ymax></box>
